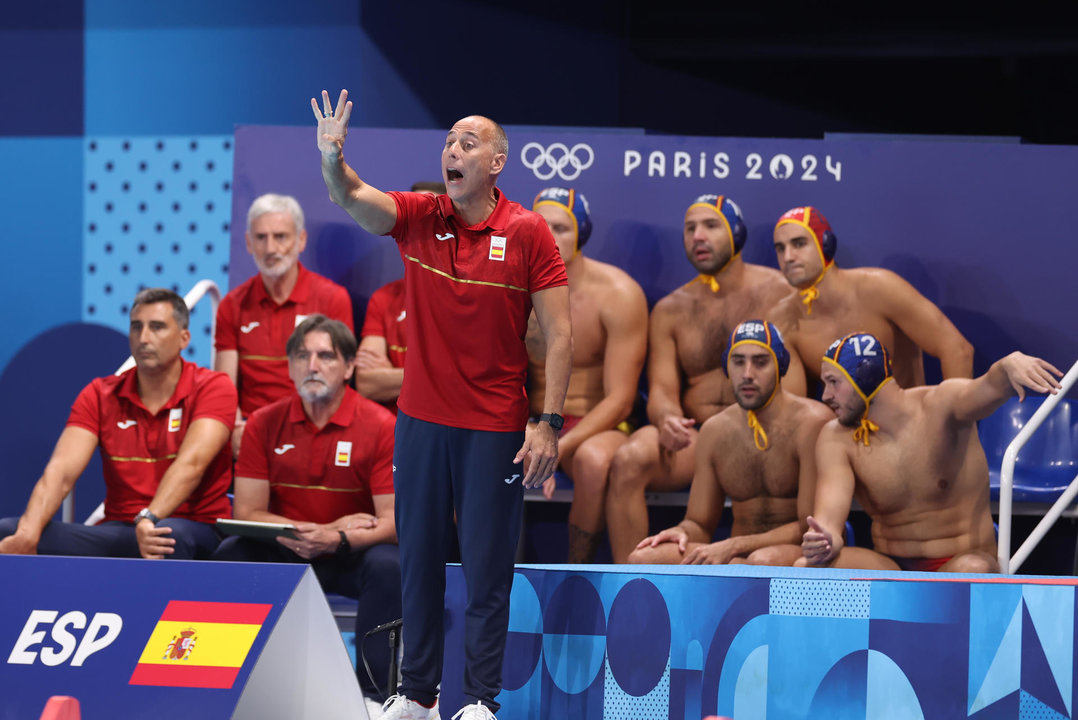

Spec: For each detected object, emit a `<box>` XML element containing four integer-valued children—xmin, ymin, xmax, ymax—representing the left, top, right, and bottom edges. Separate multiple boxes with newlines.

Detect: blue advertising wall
<box><xmin>232</xmin><ymin>125</ymin><xmax>1078</xmax><ymax>378</ymax></box>
<box><xmin>443</xmin><ymin>564</ymin><xmax>1078</xmax><ymax>719</ymax></box>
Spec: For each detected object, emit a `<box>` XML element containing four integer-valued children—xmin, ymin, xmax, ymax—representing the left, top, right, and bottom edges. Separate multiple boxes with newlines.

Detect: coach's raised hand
<box><xmin>312</xmin><ymin>89</ymin><xmax>353</xmax><ymax>157</ymax></box>
<box><xmin>312</xmin><ymin>88</ymin><xmax>396</xmax><ymax>236</ymax></box>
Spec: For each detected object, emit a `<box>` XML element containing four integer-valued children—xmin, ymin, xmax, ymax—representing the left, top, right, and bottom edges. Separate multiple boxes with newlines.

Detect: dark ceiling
<box><xmin>472</xmin><ymin>2</ymin><xmax>1078</xmax><ymax>143</ymax></box>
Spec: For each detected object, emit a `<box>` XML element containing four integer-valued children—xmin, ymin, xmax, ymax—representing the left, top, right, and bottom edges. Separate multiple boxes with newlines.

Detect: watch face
<box><xmin>545</xmin><ymin>414</ymin><xmax>564</xmax><ymax>430</ymax></box>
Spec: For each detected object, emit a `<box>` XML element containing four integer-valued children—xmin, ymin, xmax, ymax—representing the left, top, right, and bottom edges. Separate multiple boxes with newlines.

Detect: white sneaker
<box><xmin>451</xmin><ymin>701</ymin><xmax>496</xmax><ymax>720</ymax></box>
<box><xmin>381</xmin><ymin>694</ymin><xmax>435</xmax><ymax>720</ymax></box>
<box><xmin>364</xmin><ymin>694</ymin><xmax>385</xmax><ymax>719</ymax></box>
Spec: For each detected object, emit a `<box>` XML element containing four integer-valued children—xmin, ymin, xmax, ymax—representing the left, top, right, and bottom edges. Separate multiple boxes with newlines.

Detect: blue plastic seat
<box><xmin>979</xmin><ymin>396</ymin><xmax>1078</xmax><ymax>503</ymax></box>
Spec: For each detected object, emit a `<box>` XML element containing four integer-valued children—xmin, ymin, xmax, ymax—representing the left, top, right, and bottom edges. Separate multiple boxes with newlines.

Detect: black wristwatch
<box><xmin>133</xmin><ymin>508</ymin><xmax>160</xmax><ymax>526</ymax></box>
<box><xmin>539</xmin><ymin>413</ymin><xmax>565</xmax><ymax>431</ymax></box>
<box><xmin>336</xmin><ymin>530</ymin><xmax>351</xmax><ymax>557</ymax></box>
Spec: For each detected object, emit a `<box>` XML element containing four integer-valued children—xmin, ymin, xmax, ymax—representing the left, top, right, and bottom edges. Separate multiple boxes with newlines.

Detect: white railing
<box><xmin>62</xmin><ymin>280</ymin><xmax>222</xmax><ymax>523</ymax></box>
<box><xmin>997</xmin><ymin>357</ymin><xmax>1078</xmax><ymax>574</ymax></box>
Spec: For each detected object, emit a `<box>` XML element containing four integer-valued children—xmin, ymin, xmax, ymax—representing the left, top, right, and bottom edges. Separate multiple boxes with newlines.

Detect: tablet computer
<box><xmin>216</xmin><ymin>518</ymin><xmax>298</xmax><ymax>541</ymax></box>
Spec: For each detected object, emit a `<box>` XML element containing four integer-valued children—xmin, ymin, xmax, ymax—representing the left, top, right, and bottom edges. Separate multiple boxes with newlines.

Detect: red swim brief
<box><xmin>892</xmin><ymin>555</ymin><xmax>953</xmax><ymax>572</ymax></box>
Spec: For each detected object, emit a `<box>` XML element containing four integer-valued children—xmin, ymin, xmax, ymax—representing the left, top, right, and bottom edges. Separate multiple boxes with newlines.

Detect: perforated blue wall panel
<box><xmin>82</xmin><ymin>136</ymin><xmax>233</xmax><ymax>368</ymax></box>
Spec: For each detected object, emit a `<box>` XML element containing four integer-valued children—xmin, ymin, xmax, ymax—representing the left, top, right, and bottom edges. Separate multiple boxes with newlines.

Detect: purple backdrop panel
<box><xmin>233</xmin><ymin>125</ymin><xmax>1078</xmax><ymax>375</ymax></box>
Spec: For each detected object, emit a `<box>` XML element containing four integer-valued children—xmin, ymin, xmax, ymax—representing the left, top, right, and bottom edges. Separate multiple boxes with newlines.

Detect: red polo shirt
<box><xmin>386</xmin><ymin>189</ymin><xmax>567</xmax><ymax>431</ymax></box>
<box><xmin>360</xmin><ymin>278</ymin><xmax>407</xmax><ymax>414</ymax></box>
<box><xmin>361</xmin><ymin>278</ymin><xmax>408</xmax><ymax>370</ymax></box>
<box><xmin>215</xmin><ymin>263</ymin><xmax>354</xmax><ymax>416</ymax></box>
<box><xmin>235</xmin><ymin>387</ymin><xmax>395</xmax><ymax>524</ymax></box>
<box><xmin>66</xmin><ymin>360</ymin><xmax>236</xmax><ymax>524</ymax></box>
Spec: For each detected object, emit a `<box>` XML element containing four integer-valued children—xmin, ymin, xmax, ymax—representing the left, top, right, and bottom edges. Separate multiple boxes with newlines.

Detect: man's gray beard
<box><xmin>256</xmin><ymin>255</ymin><xmax>294</xmax><ymax>279</ymax></box>
<box><xmin>298</xmin><ymin>382</ymin><xmax>331</xmax><ymax>404</ymax></box>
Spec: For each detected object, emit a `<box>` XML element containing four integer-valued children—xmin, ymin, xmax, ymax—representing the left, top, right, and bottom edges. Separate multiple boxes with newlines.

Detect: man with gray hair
<box><xmin>215</xmin><ymin>193</ymin><xmax>354</xmax><ymax>457</ymax></box>
<box><xmin>0</xmin><ymin>289</ymin><xmax>235</xmax><ymax>559</ymax></box>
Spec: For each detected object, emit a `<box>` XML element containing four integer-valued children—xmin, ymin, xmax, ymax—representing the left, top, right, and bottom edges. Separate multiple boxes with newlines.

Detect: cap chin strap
<box><xmin>852</xmin><ymin>376</ymin><xmax>894</xmax><ymax>446</ymax></box>
<box><xmin>852</xmin><ymin>416</ymin><xmax>880</xmax><ymax>446</ymax></box>
<box><xmin>693</xmin><ymin>249</ymin><xmax>740</xmax><ymax>294</ymax></box>
<box><xmin>798</xmin><ymin>263</ymin><xmax>831</xmax><ymax>314</ymax></box>
<box><xmin>744</xmin><ymin>372</ymin><xmax>780</xmax><ymax>451</ymax></box>
<box><xmin>746</xmin><ymin>410</ymin><xmax>769</xmax><ymax>450</ymax></box>
<box><xmin>695</xmin><ymin>273</ymin><xmax>720</xmax><ymax>293</ymax></box>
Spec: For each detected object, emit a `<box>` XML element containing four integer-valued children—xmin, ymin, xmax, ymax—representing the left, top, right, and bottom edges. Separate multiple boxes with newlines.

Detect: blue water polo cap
<box><xmin>687</xmin><ymin>194</ymin><xmax>747</xmax><ymax>256</ymax></box>
<box><xmin>533</xmin><ymin>187</ymin><xmax>592</xmax><ymax>250</ymax></box>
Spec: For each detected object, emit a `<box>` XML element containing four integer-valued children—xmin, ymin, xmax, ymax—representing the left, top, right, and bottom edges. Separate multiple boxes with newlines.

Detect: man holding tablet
<box><xmin>212</xmin><ymin>315</ymin><xmax>399</xmax><ymax>710</ymax></box>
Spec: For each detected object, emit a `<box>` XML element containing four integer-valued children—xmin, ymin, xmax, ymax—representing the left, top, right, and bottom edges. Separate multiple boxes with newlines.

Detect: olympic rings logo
<box><xmin>520</xmin><ymin>142</ymin><xmax>595</xmax><ymax>181</ymax></box>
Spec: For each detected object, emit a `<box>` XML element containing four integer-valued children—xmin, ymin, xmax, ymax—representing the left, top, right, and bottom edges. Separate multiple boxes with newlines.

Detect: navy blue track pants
<box><xmin>393</xmin><ymin>411</ymin><xmax>524</xmax><ymax>713</ymax></box>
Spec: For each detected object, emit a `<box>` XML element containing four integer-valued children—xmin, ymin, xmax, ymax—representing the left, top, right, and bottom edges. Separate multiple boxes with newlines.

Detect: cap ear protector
<box><xmin>687</xmin><ymin>194</ymin><xmax>747</xmax><ymax>256</ymax></box>
<box><xmin>819</xmin><ymin>226</ymin><xmax>837</xmax><ymax>262</ymax></box>
<box><xmin>722</xmin><ymin>320</ymin><xmax>790</xmax><ymax>378</ymax></box>
<box><xmin>533</xmin><ymin>187</ymin><xmax>592</xmax><ymax>251</ymax></box>
<box><xmin>776</xmin><ymin>205</ymin><xmax>837</xmax><ymax>266</ymax></box>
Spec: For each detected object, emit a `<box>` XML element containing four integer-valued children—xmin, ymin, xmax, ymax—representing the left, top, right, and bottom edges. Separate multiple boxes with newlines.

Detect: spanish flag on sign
<box><xmin>128</xmin><ymin>600</ymin><xmax>272</xmax><ymax>689</ymax></box>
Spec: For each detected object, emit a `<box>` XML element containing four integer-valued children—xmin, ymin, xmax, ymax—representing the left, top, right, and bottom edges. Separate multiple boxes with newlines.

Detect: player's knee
<box><xmin>609</xmin><ymin>440</ymin><xmax>650</xmax><ymax>491</ymax></box>
<box><xmin>626</xmin><ymin>545</ymin><xmax>664</xmax><ymax>565</ymax></box>
<box><xmin>748</xmin><ymin>545</ymin><xmax>801</xmax><ymax>567</ymax></box>
<box><xmin>570</xmin><ymin>443</ymin><xmax>614</xmax><ymax>492</ymax></box>
<box><xmin>945</xmin><ymin>553</ymin><xmax>999</xmax><ymax>574</ymax></box>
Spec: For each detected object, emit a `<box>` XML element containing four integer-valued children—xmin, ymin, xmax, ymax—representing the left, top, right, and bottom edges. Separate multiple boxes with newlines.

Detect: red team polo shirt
<box><xmin>361</xmin><ymin>278</ymin><xmax>407</xmax><ymax>414</ymax></box>
<box><xmin>66</xmin><ymin>360</ymin><xmax>236</xmax><ymax>524</ymax></box>
<box><xmin>235</xmin><ymin>387</ymin><xmax>395</xmax><ymax>524</ymax></box>
<box><xmin>361</xmin><ymin>278</ymin><xmax>408</xmax><ymax>370</ymax></box>
<box><xmin>386</xmin><ymin>189</ymin><xmax>567</xmax><ymax>431</ymax></box>
<box><xmin>215</xmin><ymin>263</ymin><xmax>354</xmax><ymax>416</ymax></box>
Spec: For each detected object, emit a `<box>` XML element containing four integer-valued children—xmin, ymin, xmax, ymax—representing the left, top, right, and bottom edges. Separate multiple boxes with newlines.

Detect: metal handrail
<box><xmin>62</xmin><ymin>280</ymin><xmax>222</xmax><ymax>523</ymax></box>
<box><xmin>997</xmin><ymin>357</ymin><xmax>1078</xmax><ymax>574</ymax></box>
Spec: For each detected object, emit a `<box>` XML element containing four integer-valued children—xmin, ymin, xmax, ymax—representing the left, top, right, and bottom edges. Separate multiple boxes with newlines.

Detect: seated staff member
<box><xmin>526</xmin><ymin>187</ymin><xmax>648</xmax><ymax>563</ymax></box>
<box><xmin>801</xmin><ymin>332</ymin><xmax>1062</xmax><ymax>572</ymax></box>
<box><xmin>213</xmin><ymin>315</ymin><xmax>399</xmax><ymax>702</ymax></box>
<box><xmin>630</xmin><ymin>321</ymin><xmax>831</xmax><ymax>565</ymax></box>
<box><xmin>768</xmin><ymin>206</ymin><xmax>973</xmax><ymax>394</ymax></box>
<box><xmin>355</xmin><ymin>181</ymin><xmax>446</xmax><ymax>412</ymax></box>
<box><xmin>215</xmin><ymin>193</ymin><xmax>354</xmax><ymax>455</ymax></box>
<box><xmin>0</xmin><ymin>288</ymin><xmax>234</xmax><ymax>559</ymax></box>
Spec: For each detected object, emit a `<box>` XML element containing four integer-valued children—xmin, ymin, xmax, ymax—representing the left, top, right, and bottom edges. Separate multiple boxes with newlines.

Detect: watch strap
<box><xmin>539</xmin><ymin>412</ymin><xmax>564</xmax><ymax>430</ymax></box>
<box><xmin>133</xmin><ymin>508</ymin><xmax>160</xmax><ymax>526</ymax></box>
<box><xmin>336</xmin><ymin>530</ymin><xmax>351</xmax><ymax>556</ymax></box>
